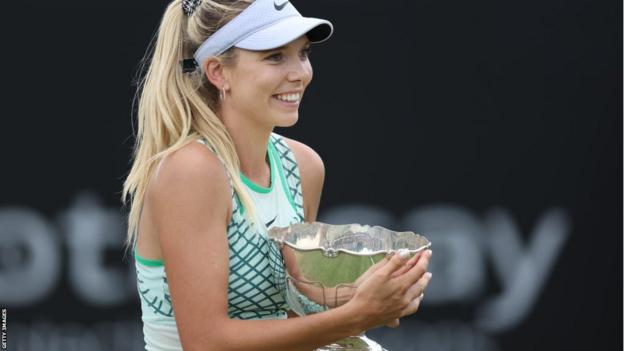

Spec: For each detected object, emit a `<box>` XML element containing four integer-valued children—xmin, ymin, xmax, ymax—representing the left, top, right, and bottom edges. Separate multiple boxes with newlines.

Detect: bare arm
<box><xmin>146</xmin><ymin>141</ymin><xmax>431</xmax><ymax>351</ymax></box>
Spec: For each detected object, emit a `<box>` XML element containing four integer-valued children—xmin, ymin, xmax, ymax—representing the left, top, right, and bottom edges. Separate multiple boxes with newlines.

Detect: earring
<box><xmin>219</xmin><ymin>87</ymin><xmax>227</xmax><ymax>101</ymax></box>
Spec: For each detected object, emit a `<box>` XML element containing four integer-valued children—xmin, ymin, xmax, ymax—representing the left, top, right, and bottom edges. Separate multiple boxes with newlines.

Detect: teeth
<box><xmin>275</xmin><ymin>93</ymin><xmax>300</xmax><ymax>102</ymax></box>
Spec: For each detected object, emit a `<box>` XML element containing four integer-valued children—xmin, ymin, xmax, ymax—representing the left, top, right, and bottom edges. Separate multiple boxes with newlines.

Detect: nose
<box><xmin>286</xmin><ymin>58</ymin><xmax>312</xmax><ymax>83</ymax></box>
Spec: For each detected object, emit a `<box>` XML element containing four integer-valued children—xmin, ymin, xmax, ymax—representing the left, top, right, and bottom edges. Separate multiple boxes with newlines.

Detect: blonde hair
<box><xmin>121</xmin><ymin>0</ymin><xmax>258</xmax><ymax>251</ymax></box>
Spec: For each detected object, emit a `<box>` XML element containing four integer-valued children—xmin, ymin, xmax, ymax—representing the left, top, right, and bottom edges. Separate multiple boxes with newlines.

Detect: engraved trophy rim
<box><xmin>268</xmin><ymin>221</ymin><xmax>432</xmax><ymax>257</ymax></box>
<box><xmin>273</xmin><ymin>240</ymin><xmax>432</xmax><ymax>257</ymax></box>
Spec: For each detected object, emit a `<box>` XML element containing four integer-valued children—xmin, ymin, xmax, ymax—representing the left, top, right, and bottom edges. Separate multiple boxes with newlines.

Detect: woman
<box><xmin>122</xmin><ymin>0</ymin><xmax>433</xmax><ymax>350</ymax></box>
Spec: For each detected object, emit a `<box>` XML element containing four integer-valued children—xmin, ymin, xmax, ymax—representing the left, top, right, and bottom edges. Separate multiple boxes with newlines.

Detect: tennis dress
<box><xmin>133</xmin><ymin>133</ymin><xmax>305</xmax><ymax>350</ymax></box>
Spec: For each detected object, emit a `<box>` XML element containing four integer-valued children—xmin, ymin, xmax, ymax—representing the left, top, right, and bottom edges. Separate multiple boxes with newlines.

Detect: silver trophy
<box><xmin>268</xmin><ymin>222</ymin><xmax>431</xmax><ymax>351</ymax></box>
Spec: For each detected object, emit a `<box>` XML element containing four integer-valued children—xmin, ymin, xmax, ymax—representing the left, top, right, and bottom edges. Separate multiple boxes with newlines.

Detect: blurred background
<box><xmin>1</xmin><ymin>0</ymin><xmax>621</xmax><ymax>350</ymax></box>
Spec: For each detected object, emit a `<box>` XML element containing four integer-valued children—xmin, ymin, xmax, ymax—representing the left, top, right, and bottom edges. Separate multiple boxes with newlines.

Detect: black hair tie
<box><xmin>181</xmin><ymin>58</ymin><xmax>199</xmax><ymax>73</ymax></box>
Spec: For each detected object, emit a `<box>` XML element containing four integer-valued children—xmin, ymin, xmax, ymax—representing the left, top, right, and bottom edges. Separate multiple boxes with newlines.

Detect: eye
<box><xmin>266</xmin><ymin>52</ymin><xmax>283</xmax><ymax>62</ymax></box>
<box><xmin>300</xmin><ymin>46</ymin><xmax>312</xmax><ymax>59</ymax></box>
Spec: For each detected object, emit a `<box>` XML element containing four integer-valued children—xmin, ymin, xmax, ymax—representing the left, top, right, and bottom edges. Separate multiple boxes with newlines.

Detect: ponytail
<box><xmin>122</xmin><ymin>0</ymin><xmax>258</xmax><ymax>251</ymax></box>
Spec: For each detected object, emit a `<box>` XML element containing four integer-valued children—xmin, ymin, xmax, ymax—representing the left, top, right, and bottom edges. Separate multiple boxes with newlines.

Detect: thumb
<box><xmin>378</xmin><ymin>249</ymin><xmax>410</xmax><ymax>276</ymax></box>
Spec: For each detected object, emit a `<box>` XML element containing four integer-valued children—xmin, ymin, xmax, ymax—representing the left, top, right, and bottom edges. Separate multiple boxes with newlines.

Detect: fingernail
<box><xmin>398</xmin><ymin>249</ymin><xmax>410</xmax><ymax>259</ymax></box>
<box><xmin>426</xmin><ymin>249</ymin><xmax>433</xmax><ymax>257</ymax></box>
<box><xmin>425</xmin><ymin>272</ymin><xmax>432</xmax><ymax>279</ymax></box>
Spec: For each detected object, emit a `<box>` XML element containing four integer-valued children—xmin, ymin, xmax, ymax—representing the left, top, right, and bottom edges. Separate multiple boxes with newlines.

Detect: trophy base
<box><xmin>316</xmin><ymin>334</ymin><xmax>387</xmax><ymax>351</ymax></box>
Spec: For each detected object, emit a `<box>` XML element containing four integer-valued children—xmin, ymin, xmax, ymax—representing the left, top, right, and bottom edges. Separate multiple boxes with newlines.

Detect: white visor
<box><xmin>193</xmin><ymin>0</ymin><xmax>333</xmax><ymax>71</ymax></box>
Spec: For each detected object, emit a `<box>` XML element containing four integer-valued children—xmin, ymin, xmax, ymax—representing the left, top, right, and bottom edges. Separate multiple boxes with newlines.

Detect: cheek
<box><xmin>237</xmin><ymin>76</ymin><xmax>269</xmax><ymax>102</ymax></box>
<box><xmin>304</xmin><ymin>62</ymin><xmax>313</xmax><ymax>85</ymax></box>
<box><xmin>253</xmin><ymin>73</ymin><xmax>279</xmax><ymax>93</ymax></box>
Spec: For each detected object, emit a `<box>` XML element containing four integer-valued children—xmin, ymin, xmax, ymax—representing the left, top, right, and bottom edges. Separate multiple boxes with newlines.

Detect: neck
<box><xmin>219</xmin><ymin>103</ymin><xmax>273</xmax><ymax>186</ymax></box>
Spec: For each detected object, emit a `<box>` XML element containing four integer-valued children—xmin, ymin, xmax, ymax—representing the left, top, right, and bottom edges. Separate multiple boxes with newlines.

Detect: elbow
<box><xmin>179</xmin><ymin>323</ymin><xmax>233</xmax><ymax>351</ymax></box>
<box><xmin>182</xmin><ymin>338</ymin><xmax>229</xmax><ymax>351</ymax></box>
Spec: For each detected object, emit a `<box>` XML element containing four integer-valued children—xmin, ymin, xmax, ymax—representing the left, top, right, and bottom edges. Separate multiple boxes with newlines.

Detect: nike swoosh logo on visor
<box><xmin>274</xmin><ymin>0</ymin><xmax>289</xmax><ymax>11</ymax></box>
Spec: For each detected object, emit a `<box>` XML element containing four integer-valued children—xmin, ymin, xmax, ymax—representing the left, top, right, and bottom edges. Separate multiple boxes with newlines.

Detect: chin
<box><xmin>275</xmin><ymin>113</ymin><xmax>299</xmax><ymax>128</ymax></box>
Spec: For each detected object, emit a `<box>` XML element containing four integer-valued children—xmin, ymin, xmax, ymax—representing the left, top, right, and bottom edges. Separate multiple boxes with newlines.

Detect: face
<box><xmin>222</xmin><ymin>36</ymin><xmax>313</xmax><ymax>128</ymax></box>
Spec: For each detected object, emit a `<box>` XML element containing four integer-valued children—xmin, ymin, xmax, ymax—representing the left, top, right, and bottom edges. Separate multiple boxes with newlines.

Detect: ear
<box><xmin>203</xmin><ymin>58</ymin><xmax>228</xmax><ymax>90</ymax></box>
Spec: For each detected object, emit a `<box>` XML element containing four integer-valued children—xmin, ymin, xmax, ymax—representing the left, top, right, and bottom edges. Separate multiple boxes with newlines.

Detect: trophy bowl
<box><xmin>267</xmin><ymin>222</ymin><xmax>431</xmax><ymax>351</ymax></box>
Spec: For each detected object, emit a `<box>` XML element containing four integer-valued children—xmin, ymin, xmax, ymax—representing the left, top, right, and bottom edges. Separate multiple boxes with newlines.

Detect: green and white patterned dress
<box><xmin>134</xmin><ymin>133</ymin><xmax>304</xmax><ymax>350</ymax></box>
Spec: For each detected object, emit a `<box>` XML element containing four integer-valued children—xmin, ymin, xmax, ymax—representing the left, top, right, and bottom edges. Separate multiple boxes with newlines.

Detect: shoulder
<box><xmin>280</xmin><ymin>136</ymin><xmax>325</xmax><ymax>181</ymax></box>
<box><xmin>152</xmin><ymin>140</ymin><xmax>229</xmax><ymax>190</ymax></box>
<box><xmin>146</xmin><ymin>140</ymin><xmax>232</xmax><ymax>221</ymax></box>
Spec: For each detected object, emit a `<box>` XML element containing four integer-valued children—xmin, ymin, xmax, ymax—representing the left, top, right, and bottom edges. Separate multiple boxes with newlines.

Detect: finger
<box><xmin>378</xmin><ymin>249</ymin><xmax>411</xmax><ymax>276</ymax></box>
<box><xmin>401</xmin><ymin>292</ymin><xmax>425</xmax><ymax>317</ymax></box>
<box><xmin>407</xmin><ymin>250</ymin><xmax>425</xmax><ymax>265</ymax></box>
<box><xmin>400</xmin><ymin>250</ymin><xmax>432</xmax><ymax>285</ymax></box>
<box><xmin>385</xmin><ymin>318</ymin><xmax>400</xmax><ymax>328</ymax></box>
<box><xmin>368</xmin><ymin>256</ymin><xmax>391</xmax><ymax>274</ymax></box>
<box><xmin>356</xmin><ymin>256</ymin><xmax>394</xmax><ymax>286</ymax></box>
<box><xmin>390</xmin><ymin>251</ymin><xmax>423</xmax><ymax>278</ymax></box>
<box><xmin>406</xmin><ymin>272</ymin><xmax>432</xmax><ymax>300</ymax></box>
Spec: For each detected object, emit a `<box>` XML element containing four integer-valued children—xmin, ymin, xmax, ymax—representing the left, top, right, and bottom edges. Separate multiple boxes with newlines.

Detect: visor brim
<box><xmin>235</xmin><ymin>16</ymin><xmax>333</xmax><ymax>51</ymax></box>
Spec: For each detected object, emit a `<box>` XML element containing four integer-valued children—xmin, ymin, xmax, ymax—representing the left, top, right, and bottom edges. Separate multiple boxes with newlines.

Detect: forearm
<box><xmin>214</xmin><ymin>303</ymin><xmax>363</xmax><ymax>351</ymax></box>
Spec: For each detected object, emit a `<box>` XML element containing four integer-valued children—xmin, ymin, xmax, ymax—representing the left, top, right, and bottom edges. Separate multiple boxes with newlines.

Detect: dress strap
<box><xmin>269</xmin><ymin>133</ymin><xmax>305</xmax><ymax>221</ymax></box>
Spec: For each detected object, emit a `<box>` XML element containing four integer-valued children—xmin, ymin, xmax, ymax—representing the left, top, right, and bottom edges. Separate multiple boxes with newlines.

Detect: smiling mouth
<box><xmin>272</xmin><ymin>92</ymin><xmax>301</xmax><ymax>103</ymax></box>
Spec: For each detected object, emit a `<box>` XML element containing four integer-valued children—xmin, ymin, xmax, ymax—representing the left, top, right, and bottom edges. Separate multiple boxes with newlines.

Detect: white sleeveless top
<box><xmin>240</xmin><ymin>134</ymin><xmax>302</xmax><ymax>233</ymax></box>
<box><xmin>134</xmin><ymin>133</ymin><xmax>304</xmax><ymax>350</ymax></box>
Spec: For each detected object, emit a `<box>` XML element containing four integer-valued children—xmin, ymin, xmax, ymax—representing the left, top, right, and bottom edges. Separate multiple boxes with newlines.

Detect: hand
<box><xmin>347</xmin><ymin>249</ymin><xmax>433</xmax><ymax>331</ymax></box>
<box><xmin>385</xmin><ymin>292</ymin><xmax>425</xmax><ymax>328</ymax></box>
<box><xmin>355</xmin><ymin>250</ymin><xmax>425</xmax><ymax>286</ymax></box>
<box><xmin>384</xmin><ymin>251</ymin><xmax>430</xmax><ymax>328</ymax></box>
<box><xmin>333</xmin><ymin>250</ymin><xmax>426</xmax><ymax>308</ymax></box>
<box><xmin>355</xmin><ymin>250</ymin><xmax>427</xmax><ymax>328</ymax></box>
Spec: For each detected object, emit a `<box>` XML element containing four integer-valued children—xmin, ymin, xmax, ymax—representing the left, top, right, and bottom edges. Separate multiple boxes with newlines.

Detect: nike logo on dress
<box><xmin>265</xmin><ymin>215</ymin><xmax>278</xmax><ymax>228</ymax></box>
<box><xmin>274</xmin><ymin>0</ymin><xmax>289</xmax><ymax>11</ymax></box>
